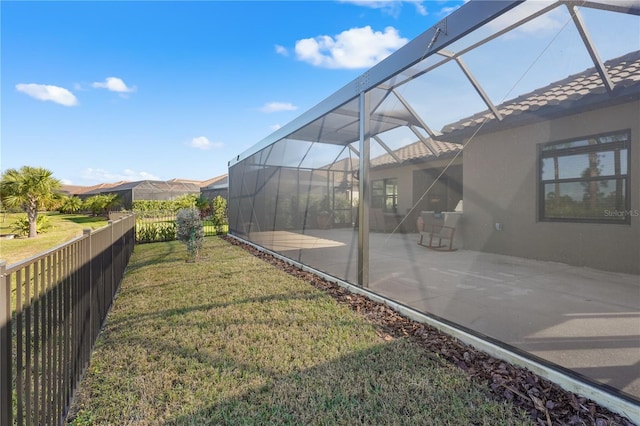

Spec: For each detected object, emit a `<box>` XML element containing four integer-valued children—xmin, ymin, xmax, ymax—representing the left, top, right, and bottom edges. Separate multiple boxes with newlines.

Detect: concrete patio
<box><xmin>243</xmin><ymin>229</ymin><xmax>640</xmax><ymax>401</ymax></box>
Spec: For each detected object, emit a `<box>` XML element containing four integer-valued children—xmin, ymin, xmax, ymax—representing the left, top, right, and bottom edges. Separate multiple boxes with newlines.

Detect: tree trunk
<box><xmin>28</xmin><ymin>200</ymin><xmax>38</xmax><ymax>238</ymax></box>
<box><xmin>588</xmin><ymin>151</ymin><xmax>599</xmax><ymax>211</ymax></box>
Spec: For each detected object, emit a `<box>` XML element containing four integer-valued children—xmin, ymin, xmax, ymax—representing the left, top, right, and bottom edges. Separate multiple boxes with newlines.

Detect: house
<box><xmin>226</xmin><ymin>0</ymin><xmax>640</xmax><ymax>408</ymax></box>
<box><xmin>368</xmin><ymin>139</ymin><xmax>463</xmax><ymax>232</ymax></box>
<box><xmin>440</xmin><ymin>50</ymin><xmax>640</xmax><ymax>274</ymax></box>
<box><xmin>199</xmin><ymin>174</ymin><xmax>229</xmax><ymax>201</ymax></box>
<box><xmin>359</xmin><ymin>50</ymin><xmax>639</xmax><ymax>273</ymax></box>
<box><xmin>80</xmin><ymin>180</ymin><xmax>201</xmax><ymax>210</ymax></box>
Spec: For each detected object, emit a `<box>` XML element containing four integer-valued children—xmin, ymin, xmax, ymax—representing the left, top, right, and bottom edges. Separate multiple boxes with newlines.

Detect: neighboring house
<box><xmin>199</xmin><ymin>174</ymin><xmax>229</xmax><ymax>200</ymax></box>
<box><xmin>63</xmin><ymin>180</ymin><xmax>200</xmax><ymax>210</ymax></box>
<box><xmin>74</xmin><ymin>180</ymin><xmax>201</xmax><ymax>210</ymax></box>
<box><xmin>61</xmin><ymin>176</ymin><xmax>229</xmax><ymax>210</ymax></box>
<box><xmin>60</xmin><ymin>181</ymin><xmax>126</xmax><ymax>198</ymax></box>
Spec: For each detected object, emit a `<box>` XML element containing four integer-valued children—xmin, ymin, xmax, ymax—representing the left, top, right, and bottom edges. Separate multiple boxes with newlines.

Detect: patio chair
<box><xmin>419</xmin><ymin>212</ymin><xmax>460</xmax><ymax>251</ymax></box>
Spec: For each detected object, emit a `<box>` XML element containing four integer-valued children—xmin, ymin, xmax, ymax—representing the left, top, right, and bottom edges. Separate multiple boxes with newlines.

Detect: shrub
<box><xmin>173</xmin><ymin>194</ymin><xmax>198</xmax><ymax>210</ymax></box>
<box><xmin>132</xmin><ymin>195</ymin><xmax>198</xmax><ymax>214</ymax></box>
<box><xmin>136</xmin><ymin>222</ymin><xmax>176</xmax><ymax>244</ymax></box>
<box><xmin>158</xmin><ymin>222</ymin><xmax>177</xmax><ymax>241</ymax></box>
<box><xmin>176</xmin><ymin>208</ymin><xmax>204</xmax><ymax>262</ymax></box>
<box><xmin>83</xmin><ymin>194</ymin><xmax>120</xmax><ymax>217</ymax></box>
<box><xmin>210</xmin><ymin>196</ymin><xmax>227</xmax><ymax>233</ymax></box>
<box><xmin>59</xmin><ymin>195</ymin><xmax>83</xmax><ymax>213</ymax></box>
<box><xmin>196</xmin><ymin>195</ymin><xmax>212</xmax><ymax>218</ymax></box>
<box><xmin>12</xmin><ymin>214</ymin><xmax>52</xmax><ymax>236</ymax></box>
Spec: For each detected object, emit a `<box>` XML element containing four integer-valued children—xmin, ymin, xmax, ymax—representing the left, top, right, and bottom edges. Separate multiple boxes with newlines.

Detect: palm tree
<box><xmin>100</xmin><ymin>193</ymin><xmax>121</xmax><ymax>217</ymax></box>
<box><xmin>59</xmin><ymin>195</ymin><xmax>83</xmax><ymax>213</ymax></box>
<box><xmin>0</xmin><ymin>166</ymin><xmax>61</xmax><ymax>238</ymax></box>
<box><xmin>83</xmin><ymin>193</ymin><xmax>120</xmax><ymax>217</ymax></box>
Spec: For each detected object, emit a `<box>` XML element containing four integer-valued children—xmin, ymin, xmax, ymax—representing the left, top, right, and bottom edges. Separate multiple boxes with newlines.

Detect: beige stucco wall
<box><xmin>370</xmin><ymin>166</ymin><xmax>414</xmax><ymax>215</ymax></box>
<box><xmin>369</xmin><ymin>157</ymin><xmax>462</xmax><ymax>232</ymax></box>
<box><xmin>461</xmin><ymin>101</ymin><xmax>640</xmax><ymax>274</ymax></box>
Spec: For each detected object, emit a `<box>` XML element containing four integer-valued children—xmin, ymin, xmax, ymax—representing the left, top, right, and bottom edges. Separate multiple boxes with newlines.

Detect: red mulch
<box><xmin>224</xmin><ymin>236</ymin><xmax>637</xmax><ymax>426</ymax></box>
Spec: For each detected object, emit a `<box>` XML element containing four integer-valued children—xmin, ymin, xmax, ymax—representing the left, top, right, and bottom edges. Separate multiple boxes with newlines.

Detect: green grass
<box><xmin>67</xmin><ymin>237</ymin><xmax>532</xmax><ymax>425</ymax></box>
<box><xmin>0</xmin><ymin>212</ymin><xmax>109</xmax><ymax>265</ymax></box>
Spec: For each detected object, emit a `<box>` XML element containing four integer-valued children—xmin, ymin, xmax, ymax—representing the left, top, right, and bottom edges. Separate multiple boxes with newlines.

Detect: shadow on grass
<box><xmin>124</xmin><ymin>240</ymin><xmax>182</xmax><ymax>272</ymax></box>
<box><xmin>157</xmin><ymin>339</ymin><xmax>528</xmax><ymax>426</ymax></box>
<box><xmin>104</xmin><ymin>290</ymin><xmax>326</xmax><ymax>335</ymax></box>
<box><xmin>61</xmin><ymin>215</ymin><xmax>108</xmax><ymax>225</ymax></box>
<box><xmin>66</xmin><ymin>237</ymin><xmax>530</xmax><ymax>426</ymax></box>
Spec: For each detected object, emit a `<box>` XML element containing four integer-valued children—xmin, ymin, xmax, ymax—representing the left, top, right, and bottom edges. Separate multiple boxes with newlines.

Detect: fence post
<box><xmin>83</xmin><ymin>228</ymin><xmax>93</xmax><ymax>352</ymax></box>
<box><xmin>0</xmin><ymin>260</ymin><xmax>11</xmax><ymax>426</ymax></box>
<box><xmin>109</xmin><ymin>220</ymin><xmax>115</xmax><ymax>301</ymax></box>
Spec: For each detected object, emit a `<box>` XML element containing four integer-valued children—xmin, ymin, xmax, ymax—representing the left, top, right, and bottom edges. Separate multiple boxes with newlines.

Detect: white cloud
<box><xmin>92</xmin><ymin>77</ymin><xmax>136</xmax><ymax>93</ymax></box>
<box><xmin>438</xmin><ymin>5</ymin><xmax>461</xmax><ymax>17</ymax></box>
<box><xmin>188</xmin><ymin>136</ymin><xmax>224</xmax><ymax>150</ymax></box>
<box><xmin>82</xmin><ymin>168</ymin><xmax>160</xmax><ymax>182</ymax></box>
<box><xmin>295</xmin><ymin>26</ymin><xmax>407</xmax><ymax>69</ymax></box>
<box><xmin>260</xmin><ymin>102</ymin><xmax>298</xmax><ymax>113</ymax></box>
<box><xmin>488</xmin><ymin>2</ymin><xmax>565</xmax><ymax>38</ymax></box>
<box><xmin>269</xmin><ymin>124</ymin><xmax>282</xmax><ymax>132</ymax></box>
<box><xmin>16</xmin><ymin>83</ymin><xmax>78</xmax><ymax>106</ymax></box>
<box><xmin>409</xmin><ymin>0</ymin><xmax>427</xmax><ymax>16</ymax></box>
<box><xmin>275</xmin><ymin>44</ymin><xmax>288</xmax><ymax>56</ymax></box>
<box><xmin>339</xmin><ymin>1</ymin><xmax>427</xmax><ymax>16</ymax></box>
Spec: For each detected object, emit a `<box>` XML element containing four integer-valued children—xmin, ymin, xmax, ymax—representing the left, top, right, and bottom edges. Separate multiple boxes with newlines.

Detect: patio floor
<box><xmin>244</xmin><ymin>229</ymin><xmax>640</xmax><ymax>401</ymax></box>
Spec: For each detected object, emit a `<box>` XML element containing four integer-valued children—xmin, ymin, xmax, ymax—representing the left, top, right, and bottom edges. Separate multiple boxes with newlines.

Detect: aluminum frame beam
<box><xmin>409</xmin><ymin>125</ymin><xmax>441</xmax><ymax>158</ymax></box>
<box><xmin>229</xmin><ymin>0</ymin><xmax>522</xmax><ymax>167</ymax></box>
<box><xmin>358</xmin><ymin>91</ymin><xmax>371</xmax><ymax>288</ymax></box>
<box><xmin>567</xmin><ymin>3</ymin><xmax>615</xmax><ymax>93</ymax></box>
<box><xmin>372</xmin><ymin>135</ymin><xmax>402</xmax><ymax>164</ymax></box>
<box><xmin>438</xmin><ymin>49</ymin><xmax>503</xmax><ymax>121</ymax></box>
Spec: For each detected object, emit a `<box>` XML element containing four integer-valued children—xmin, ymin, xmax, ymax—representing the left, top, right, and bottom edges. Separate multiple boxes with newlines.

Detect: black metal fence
<box><xmin>0</xmin><ymin>214</ymin><xmax>136</xmax><ymax>425</ymax></box>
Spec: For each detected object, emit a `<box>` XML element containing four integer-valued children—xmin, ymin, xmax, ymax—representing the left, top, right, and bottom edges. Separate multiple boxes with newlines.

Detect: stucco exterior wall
<box><xmin>370</xmin><ymin>157</ymin><xmax>462</xmax><ymax>215</ymax></box>
<box><xmin>461</xmin><ymin>101</ymin><xmax>640</xmax><ymax>274</ymax></box>
<box><xmin>369</xmin><ymin>157</ymin><xmax>463</xmax><ymax>232</ymax></box>
<box><xmin>370</xmin><ymin>166</ymin><xmax>414</xmax><ymax>215</ymax></box>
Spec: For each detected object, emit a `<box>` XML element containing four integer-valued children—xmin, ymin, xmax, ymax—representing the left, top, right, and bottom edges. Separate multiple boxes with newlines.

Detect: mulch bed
<box><xmin>224</xmin><ymin>236</ymin><xmax>637</xmax><ymax>426</ymax></box>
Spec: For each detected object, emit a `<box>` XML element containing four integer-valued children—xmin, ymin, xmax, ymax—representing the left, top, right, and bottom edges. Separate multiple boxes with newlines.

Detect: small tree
<box><xmin>176</xmin><ymin>207</ymin><xmax>204</xmax><ymax>262</ymax></box>
<box><xmin>210</xmin><ymin>196</ymin><xmax>227</xmax><ymax>233</ymax></box>
<box><xmin>12</xmin><ymin>214</ymin><xmax>52</xmax><ymax>236</ymax></box>
<box><xmin>59</xmin><ymin>195</ymin><xmax>83</xmax><ymax>213</ymax></box>
<box><xmin>0</xmin><ymin>166</ymin><xmax>61</xmax><ymax>238</ymax></box>
<box><xmin>195</xmin><ymin>195</ymin><xmax>212</xmax><ymax>218</ymax></box>
<box><xmin>83</xmin><ymin>193</ymin><xmax>120</xmax><ymax>217</ymax></box>
<box><xmin>173</xmin><ymin>194</ymin><xmax>198</xmax><ymax>210</ymax></box>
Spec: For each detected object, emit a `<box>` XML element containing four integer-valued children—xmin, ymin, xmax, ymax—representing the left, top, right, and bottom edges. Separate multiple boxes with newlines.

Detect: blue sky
<box><xmin>2</xmin><ymin>0</ymin><xmax>464</xmax><ymax>186</ymax></box>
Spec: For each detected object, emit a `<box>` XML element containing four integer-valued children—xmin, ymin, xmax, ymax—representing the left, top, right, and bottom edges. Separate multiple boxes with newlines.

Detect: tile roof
<box><xmin>441</xmin><ymin>50</ymin><xmax>640</xmax><ymax>139</ymax></box>
<box><xmin>122</xmin><ymin>180</ymin><xmax>199</xmax><ymax>191</ymax></box>
<box><xmin>318</xmin><ymin>52</ymin><xmax>640</xmax><ymax>170</ymax></box>
<box><xmin>370</xmin><ymin>139</ymin><xmax>461</xmax><ymax>169</ymax></box>
<box><xmin>201</xmin><ymin>174</ymin><xmax>229</xmax><ymax>189</ymax></box>
<box><xmin>60</xmin><ymin>181</ymin><xmax>129</xmax><ymax>196</ymax></box>
<box><xmin>61</xmin><ymin>176</ymin><xmax>228</xmax><ymax>195</ymax></box>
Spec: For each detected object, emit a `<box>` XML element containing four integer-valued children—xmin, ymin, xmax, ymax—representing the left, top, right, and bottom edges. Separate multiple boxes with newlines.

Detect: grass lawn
<box><xmin>66</xmin><ymin>237</ymin><xmax>531</xmax><ymax>425</ymax></box>
<box><xmin>0</xmin><ymin>212</ymin><xmax>109</xmax><ymax>266</ymax></box>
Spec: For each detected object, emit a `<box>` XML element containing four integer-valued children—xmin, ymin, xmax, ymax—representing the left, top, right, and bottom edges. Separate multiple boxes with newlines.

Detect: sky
<box><xmin>1</xmin><ymin>0</ymin><xmax>465</xmax><ymax>187</ymax></box>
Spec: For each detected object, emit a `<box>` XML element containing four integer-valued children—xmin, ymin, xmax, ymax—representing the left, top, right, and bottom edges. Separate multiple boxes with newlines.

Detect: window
<box><xmin>372</xmin><ymin>178</ymin><xmax>398</xmax><ymax>212</ymax></box>
<box><xmin>539</xmin><ymin>130</ymin><xmax>631</xmax><ymax>223</ymax></box>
